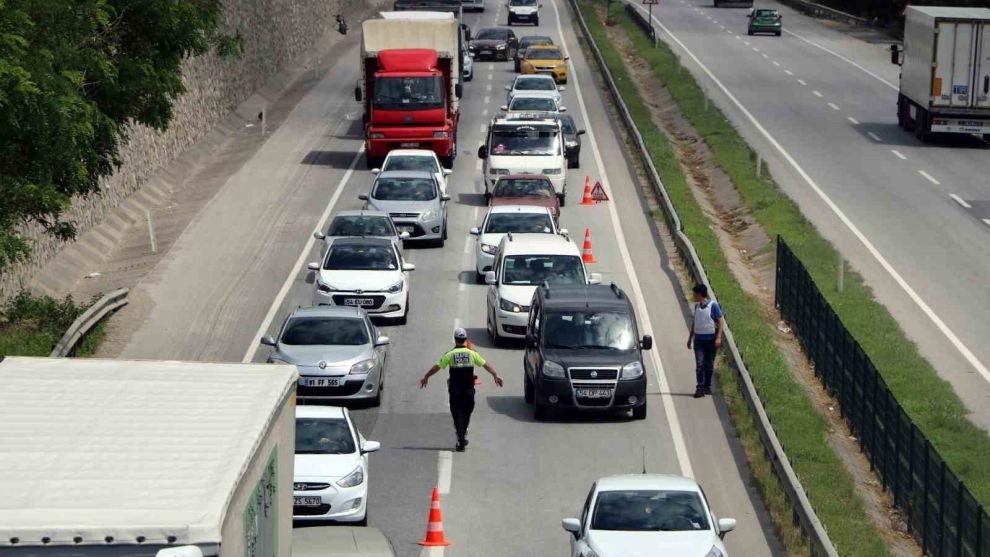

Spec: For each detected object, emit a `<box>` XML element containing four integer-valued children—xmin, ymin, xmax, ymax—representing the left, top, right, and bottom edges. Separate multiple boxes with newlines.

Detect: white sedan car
<box><xmin>373</xmin><ymin>149</ymin><xmax>452</xmax><ymax>194</ymax></box>
<box><xmin>294</xmin><ymin>406</ymin><xmax>381</xmax><ymax>524</ymax></box>
<box><xmin>562</xmin><ymin>474</ymin><xmax>736</xmax><ymax>557</ymax></box>
<box><xmin>470</xmin><ymin>205</ymin><xmax>563</xmax><ymax>282</ymax></box>
<box><xmin>505</xmin><ymin>74</ymin><xmax>564</xmax><ymax>105</ymax></box>
<box><xmin>308</xmin><ymin>237</ymin><xmax>414</xmax><ymax>324</ymax></box>
<box><xmin>501</xmin><ymin>92</ymin><xmax>565</xmax><ymax>114</ymax></box>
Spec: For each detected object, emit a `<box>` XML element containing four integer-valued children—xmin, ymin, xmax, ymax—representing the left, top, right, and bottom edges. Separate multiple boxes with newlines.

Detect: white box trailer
<box><xmin>894</xmin><ymin>6</ymin><xmax>990</xmax><ymax>140</ymax></box>
<box><xmin>0</xmin><ymin>357</ymin><xmax>298</xmax><ymax>557</ymax></box>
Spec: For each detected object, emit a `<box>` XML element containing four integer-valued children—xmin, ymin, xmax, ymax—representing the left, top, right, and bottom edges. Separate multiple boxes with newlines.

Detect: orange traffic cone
<box><xmin>580</xmin><ymin>176</ymin><xmax>594</xmax><ymax>205</ymax></box>
<box><xmin>418</xmin><ymin>486</ymin><xmax>452</xmax><ymax>546</ymax></box>
<box><xmin>582</xmin><ymin>228</ymin><xmax>597</xmax><ymax>264</ymax></box>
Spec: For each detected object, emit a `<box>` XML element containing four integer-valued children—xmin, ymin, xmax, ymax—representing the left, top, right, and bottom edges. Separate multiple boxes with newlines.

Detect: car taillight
<box><xmin>369</xmin><ymin>132</ymin><xmax>385</xmax><ymax>139</ymax></box>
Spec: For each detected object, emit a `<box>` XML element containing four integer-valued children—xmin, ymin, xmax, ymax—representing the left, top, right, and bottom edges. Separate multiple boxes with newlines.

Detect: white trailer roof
<box><xmin>379</xmin><ymin>10</ymin><xmax>455</xmax><ymax>20</ymax></box>
<box><xmin>908</xmin><ymin>6</ymin><xmax>990</xmax><ymax>20</ymax></box>
<box><xmin>0</xmin><ymin>357</ymin><xmax>298</xmax><ymax>547</ymax></box>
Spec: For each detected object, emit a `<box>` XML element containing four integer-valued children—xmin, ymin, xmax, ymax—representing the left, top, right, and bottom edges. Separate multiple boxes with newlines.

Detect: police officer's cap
<box><xmin>454</xmin><ymin>327</ymin><xmax>468</xmax><ymax>340</ymax></box>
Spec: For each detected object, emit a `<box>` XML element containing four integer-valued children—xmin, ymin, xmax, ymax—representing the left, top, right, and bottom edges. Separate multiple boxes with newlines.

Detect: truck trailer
<box><xmin>357</xmin><ymin>12</ymin><xmax>462</xmax><ymax>168</ymax></box>
<box><xmin>0</xmin><ymin>357</ymin><xmax>298</xmax><ymax>557</ymax></box>
<box><xmin>893</xmin><ymin>6</ymin><xmax>990</xmax><ymax>141</ymax></box>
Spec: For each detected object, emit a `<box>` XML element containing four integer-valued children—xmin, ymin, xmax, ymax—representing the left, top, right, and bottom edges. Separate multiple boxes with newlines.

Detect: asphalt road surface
<box><xmin>111</xmin><ymin>1</ymin><xmax>783</xmax><ymax>555</ymax></box>
<box><xmin>631</xmin><ymin>0</ymin><xmax>990</xmax><ymax>428</ymax></box>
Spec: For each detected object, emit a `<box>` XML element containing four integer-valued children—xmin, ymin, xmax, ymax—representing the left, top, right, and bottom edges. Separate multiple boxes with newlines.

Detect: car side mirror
<box><xmin>313</xmin><ymin>231</ymin><xmax>326</xmax><ymax>240</ymax></box>
<box><xmin>307</xmin><ymin>262</ymin><xmax>320</xmax><ymax>271</ymax></box>
<box><xmin>588</xmin><ymin>272</ymin><xmax>602</xmax><ymax>285</ymax></box>
<box><xmin>505</xmin><ymin>85</ymin><xmax>512</xmax><ymax>91</ymax></box>
<box><xmin>559</xmin><ymin>228</ymin><xmax>569</xmax><ymax>236</ymax></box>
<box><xmin>441</xmin><ymin>194</ymin><xmax>451</xmax><ymax>202</ymax></box>
<box><xmin>500</xmin><ymin>105</ymin><xmax>508</xmax><ymax>111</ymax></box>
<box><xmin>485</xmin><ymin>271</ymin><xmax>497</xmax><ymax>285</ymax></box>
<box><xmin>478</xmin><ymin>145</ymin><xmax>488</xmax><ymax>159</ymax></box>
<box><xmin>718</xmin><ymin>517</ymin><xmax>737</xmax><ymax>539</ymax></box>
<box><xmin>564</xmin><ymin>56</ymin><xmax>570</xmax><ymax>60</ymax></box>
<box><xmin>455</xmin><ymin>83</ymin><xmax>463</xmax><ymax>99</ymax></box>
<box><xmin>562</xmin><ymin>518</ymin><xmax>581</xmax><ymax>539</ymax></box>
<box><xmin>470</xmin><ymin>227</ymin><xmax>481</xmax><ymax>235</ymax></box>
<box><xmin>358</xmin><ymin>193</ymin><xmax>369</xmax><ymax>201</ymax></box>
<box><xmin>375</xmin><ymin>335</ymin><xmax>391</xmax><ymax>346</ymax></box>
<box><xmin>640</xmin><ymin>335</ymin><xmax>653</xmax><ymax>351</ymax></box>
<box><xmin>399</xmin><ymin>231</ymin><xmax>411</xmax><ymax>239</ymax></box>
<box><xmin>371</xmin><ymin>168</ymin><xmax>381</xmax><ymax>174</ymax></box>
<box><xmin>577</xmin><ymin>129</ymin><xmax>586</xmax><ymax>135</ymax></box>
<box><xmin>361</xmin><ymin>440</ymin><xmax>382</xmax><ymax>454</ymax></box>
<box><xmin>402</xmin><ymin>262</ymin><xmax>416</xmax><ymax>271</ymax></box>
<box><xmin>559</xmin><ymin>106</ymin><xmax>567</xmax><ymax>112</ymax></box>
<box><xmin>354</xmin><ymin>85</ymin><xmax>363</xmax><ymax>102</ymax></box>
<box><xmin>558</xmin><ymin>86</ymin><xmax>566</xmax><ymax>91</ymax></box>
<box><xmin>260</xmin><ymin>335</ymin><xmax>276</xmax><ymax>346</ymax></box>
<box><xmin>443</xmin><ymin>168</ymin><xmax>453</xmax><ymax>176</ymax></box>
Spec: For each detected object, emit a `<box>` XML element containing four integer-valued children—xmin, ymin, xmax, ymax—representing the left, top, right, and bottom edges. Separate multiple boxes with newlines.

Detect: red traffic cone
<box><xmin>580</xmin><ymin>176</ymin><xmax>594</xmax><ymax>205</ymax></box>
<box><xmin>418</xmin><ymin>486</ymin><xmax>452</xmax><ymax>546</ymax></box>
<box><xmin>582</xmin><ymin>228</ymin><xmax>597</xmax><ymax>264</ymax></box>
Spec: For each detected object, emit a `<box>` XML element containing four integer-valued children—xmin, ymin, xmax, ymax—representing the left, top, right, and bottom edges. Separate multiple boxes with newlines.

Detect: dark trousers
<box><xmin>694</xmin><ymin>338</ymin><xmax>716</xmax><ymax>389</ymax></box>
<box><xmin>448</xmin><ymin>385</ymin><xmax>476</xmax><ymax>440</ymax></box>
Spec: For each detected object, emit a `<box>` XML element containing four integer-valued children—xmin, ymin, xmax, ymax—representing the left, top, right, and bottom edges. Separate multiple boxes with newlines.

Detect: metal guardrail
<box><xmin>567</xmin><ymin>1</ymin><xmax>839</xmax><ymax>555</ymax></box>
<box><xmin>776</xmin><ymin>0</ymin><xmax>870</xmax><ymax>26</ymax></box>
<box><xmin>50</xmin><ymin>288</ymin><xmax>128</xmax><ymax>357</ymax></box>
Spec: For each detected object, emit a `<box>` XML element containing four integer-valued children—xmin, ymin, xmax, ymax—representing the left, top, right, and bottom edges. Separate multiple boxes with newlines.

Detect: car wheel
<box><xmin>515</xmin><ymin>61</ymin><xmax>521</xmax><ymax>72</ymax></box>
<box><xmin>775</xmin><ymin>30</ymin><xmax>781</xmax><ymax>36</ymax></box>
<box><xmin>524</xmin><ymin>373</ymin><xmax>534</xmax><ymax>404</ymax></box>
<box><xmin>356</xmin><ymin>513</ymin><xmax>368</xmax><ymax>527</ymax></box>
<box><xmin>370</xmin><ymin>388</ymin><xmax>382</xmax><ymax>408</ymax></box>
<box><xmin>476</xmin><ymin>271</ymin><xmax>486</xmax><ymax>284</ymax></box>
<box><xmin>558</xmin><ymin>191</ymin><xmax>566</xmax><ymax>207</ymax></box>
<box><xmin>632</xmin><ymin>403</ymin><xmax>647</xmax><ymax>420</ymax></box>
<box><xmin>567</xmin><ymin>156</ymin><xmax>577</xmax><ymax>169</ymax></box>
<box><xmin>488</xmin><ymin>308</ymin><xmax>503</xmax><ymax>347</ymax></box>
<box><xmin>747</xmin><ymin>29</ymin><xmax>754</xmax><ymax>35</ymax></box>
<box><xmin>533</xmin><ymin>402</ymin><xmax>548</xmax><ymax>420</ymax></box>
<box><xmin>396</xmin><ymin>299</ymin><xmax>409</xmax><ymax>325</ymax></box>
<box><xmin>534</xmin><ymin>16</ymin><xmax>540</xmax><ymax>25</ymax></box>
<box><xmin>442</xmin><ymin>220</ymin><xmax>448</xmax><ymax>241</ymax></box>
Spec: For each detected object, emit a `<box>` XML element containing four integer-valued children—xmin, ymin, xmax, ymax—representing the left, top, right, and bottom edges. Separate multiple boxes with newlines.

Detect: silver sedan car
<box><xmin>261</xmin><ymin>306</ymin><xmax>390</xmax><ymax>406</ymax></box>
<box><xmin>360</xmin><ymin>170</ymin><xmax>450</xmax><ymax>247</ymax></box>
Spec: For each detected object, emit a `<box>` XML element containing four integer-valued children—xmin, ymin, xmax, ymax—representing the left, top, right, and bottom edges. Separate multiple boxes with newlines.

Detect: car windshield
<box><xmin>372</xmin><ymin>177</ymin><xmax>437</xmax><ymax>200</ymax></box>
<box><xmin>558</xmin><ymin>116</ymin><xmax>576</xmax><ymax>134</ymax></box>
<box><xmin>528</xmin><ymin>48</ymin><xmax>563</xmax><ymax>60</ymax></box>
<box><xmin>512</xmin><ymin>0</ymin><xmax>538</xmax><ymax>5</ymax></box>
<box><xmin>323</xmin><ymin>244</ymin><xmax>398</xmax><ymax>271</ymax></box>
<box><xmin>502</xmin><ymin>254</ymin><xmax>585</xmax><ymax>285</ymax></box>
<box><xmin>754</xmin><ymin>9</ymin><xmax>777</xmax><ymax>17</ymax></box>
<box><xmin>384</xmin><ymin>155</ymin><xmax>439</xmax><ymax>173</ymax></box>
<box><xmin>295</xmin><ymin>418</ymin><xmax>357</xmax><ymax>454</ymax></box>
<box><xmin>490</xmin><ymin>124</ymin><xmax>559</xmax><ymax>155</ymax></box>
<box><xmin>477</xmin><ymin>29</ymin><xmax>508</xmax><ymax>40</ymax></box>
<box><xmin>327</xmin><ymin>216</ymin><xmax>394</xmax><ymax>237</ymax></box>
<box><xmin>521</xmin><ymin>37</ymin><xmax>552</xmax><ymax>47</ymax></box>
<box><xmin>543</xmin><ymin>311</ymin><xmax>636</xmax><ymax>350</ymax></box>
<box><xmin>485</xmin><ymin>213</ymin><xmax>554</xmax><ymax>234</ymax></box>
<box><xmin>591</xmin><ymin>490</ymin><xmax>710</xmax><ymax>531</ymax></box>
<box><xmin>515</xmin><ymin>77</ymin><xmax>556</xmax><ymax>91</ymax></box>
<box><xmin>509</xmin><ymin>97</ymin><xmax>557</xmax><ymax>112</ymax></box>
<box><xmin>281</xmin><ymin>316</ymin><xmax>369</xmax><ymax>346</ymax></box>
<box><xmin>493</xmin><ymin>178</ymin><xmax>555</xmax><ymax>198</ymax></box>
<box><xmin>373</xmin><ymin>76</ymin><xmax>445</xmax><ymax>110</ymax></box>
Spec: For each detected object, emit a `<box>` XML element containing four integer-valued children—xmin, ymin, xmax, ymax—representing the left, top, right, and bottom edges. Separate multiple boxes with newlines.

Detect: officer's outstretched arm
<box><xmin>420</xmin><ymin>365</ymin><xmax>442</xmax><ymax>388</ymax></box>
<box><xmin>482</xmin><ymin>363</ymin><xmax>504</xmax><ymax>387</ymax></box>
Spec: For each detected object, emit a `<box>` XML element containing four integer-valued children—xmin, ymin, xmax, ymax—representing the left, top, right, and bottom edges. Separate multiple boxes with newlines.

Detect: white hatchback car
<box><xmin>308</xmin><ymin>237</ymin><xmax>414</xmax><ymax>324</ymax></box>
<box><xmin>562</xmin><ymin>474</ymin><xmax>737</xmax><ymax>557</ymax></box>
<box><xmin>293</xmin><ymin>406</ymin><xmax>381</xmax><ymax>524</ymax></box>
<box><xmin>505</xmin><ymin>74</ymin><xmax>564</xmax><ymax>105</ymax></box>
<box><xmin>470</xmin><ymin>205</ymin><xmax>564</xmax><ymax>282</ymax></box>
<box><xmin>485</xmin><ymin>233</ymin><xmax>599</xmax><ymax>343</ymax></box>
<box><xmin>374</xmin><ymin>149</ymin><xmax>451</xmax><ymax>194</ymax></box>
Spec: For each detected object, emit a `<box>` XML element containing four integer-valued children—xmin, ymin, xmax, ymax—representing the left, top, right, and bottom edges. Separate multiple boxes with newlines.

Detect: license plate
<box><xmin>576</xmin><ymin>388</ymin><xmax>612</xmax><ymax>399</ymax></box>
<box><xmin>294</xmin><ymin>496</ymin><xmax>322</xmax><ymax>506</ymax></box>
<box><xmin>344</xmin><ymin>298</ymin><xmax>375</xmax><ymax>307</ymax></box>
<box><xmin>301</xmin><ymin>377</ymin><xmax>341</xmax><ymax>387</ymax></box>
<box><xmin>399</xmin><ymin>142</ymin><xmax>419</xmax><ymax>148</ymax></box>
<box><xmin>481</xmin><ymin>50</ymin><xmax>493</xmax><ymax>56</ymax></box>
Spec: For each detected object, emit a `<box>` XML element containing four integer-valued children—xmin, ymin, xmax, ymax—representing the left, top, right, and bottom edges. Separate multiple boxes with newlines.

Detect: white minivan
<box><xmin>485</xmin><ymin>233</ymin><xmax>600</xmax><ymax>344</ymax></box>
<box><xmin>478</xmin><ymin>114</ymin><xmax>568</xmax><ymax>204</ymax></box>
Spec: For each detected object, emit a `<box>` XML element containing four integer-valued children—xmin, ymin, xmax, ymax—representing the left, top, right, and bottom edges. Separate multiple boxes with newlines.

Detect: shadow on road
<box><xmin>302</xmin><ymin>149</ymin><xmax>363</xmax><ymax>167</ymax></box>
<box><xmin>857</xmin><ymin>122</ymin><xmax>989</xmax><ymax>148</ymax></box>
<box><xmin>486</xmin><ymin>393</ymin><xmax>638</xmax><ymax>424</ymax></box>
<box><xmin>457</xmin><ymin>192</ymin><xmax>488</xmax><ymax>207</ymax></box>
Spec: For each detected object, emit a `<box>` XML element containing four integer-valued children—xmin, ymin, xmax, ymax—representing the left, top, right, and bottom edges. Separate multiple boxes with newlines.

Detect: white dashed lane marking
<box><xmin>772</xmin><ymin>61</ymin><xmax>780</xmax><ymax>66</ymax></box>
<box><xmin>827</xmin><ymin>102</ymin><xmax>840</xmax><ymax>110</ymax></box>
<box><xmin>891</xmin><ymin>149</ymin><xmax>907</xmax><ymax>160</ymax></box>
<box><xmin>784</xmin><ymin>69</ymin><xmax>793</xmax><ymax>75</ymax></box>
<box><xmin>797</xmin><ymin>79</ymin><xmax>807</xmax><ymax>85</ymax></box>
<box><xmin>867</xmin><ymin>131</ymin><xmax>882</xmax><ymax>141</ymax></box>
<box><xmin>847</xmin><ymin>116</ymin><xmax>859</xmax><ymax>125</ymax></box>
<box><xmin>812</xmin><ymin>90</ymin><xmax>823</xmax><ymax>98</ymax></box>
<box><xmin>919</xmin><ymin>170</ymin><xmax>941</xmax><ymax>185</ymax></box>
<box><xmin>950</xmin><ymin>194</ymin><xmax>972</xmax><ymax>209</ymax></box>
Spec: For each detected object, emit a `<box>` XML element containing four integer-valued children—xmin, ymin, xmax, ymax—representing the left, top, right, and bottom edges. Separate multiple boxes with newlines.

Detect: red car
<box><xmin>487</xmin><ymin>175</ymin><xmax>561</xmax><ymax>222</ymax></box>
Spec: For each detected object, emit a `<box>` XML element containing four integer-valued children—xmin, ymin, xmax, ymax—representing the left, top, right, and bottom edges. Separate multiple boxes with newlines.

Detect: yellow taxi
<box><xmin>519</xmin><ymin>45</ymin><xmax>569</xmax><ymax>84</ymax></box>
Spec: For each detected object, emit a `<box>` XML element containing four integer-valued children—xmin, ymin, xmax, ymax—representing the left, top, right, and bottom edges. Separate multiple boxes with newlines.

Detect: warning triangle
<box><xmin>590</xmin><ymin>181</ymin><xmax>609</xmax><ymax>202</ymax></box>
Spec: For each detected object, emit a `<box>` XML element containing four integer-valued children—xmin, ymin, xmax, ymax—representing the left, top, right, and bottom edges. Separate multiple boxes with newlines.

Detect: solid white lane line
<box><xmin>827</xmin><ymin>102</ymin><xmax>840</xmax><ymax>110</ymax></box>
<box><xmin>772</xmin><ymin>61</ymin><xmax>780</xmax><ymax>66</ymax></box>
<box><xmin>552</xmin><ymin>0</ymin><xmax>694</xmax><ymax>478</ymax></box>
<box><xmin>783</xmin><ymin>29</ymin><xmax>898</xmax><ymax>91</ymax></box>
<box><xmin>949</xmin><ymin>194</ymin><xmax>972</xmax><ymax>209</ymax></box>
<box><xmin>635</xmin><ymin>3</ymin><xmax>990</xmax><ymax>386</ymax></box>
<box><xmin>919</xmin><ymin>170</ymin><xmax>941</xmax><ymax>185</ymax></box>
<box><xmin>784</xmin><ymin>69</ymin><xmax>793</xmax><ymax>75</ymax></box>
<box><xmin>891</xmin><ymin>149</ymin><xmax>906</xmax><ymax>160</ymax></box>
<box><xmin>867</xmin><ymin>131</ymin><xmax>882</xmax><ymax>141</ymax></box>
<box><xmin>812</xmin><ymin>90</ymin><xmax>823</xmax><ymax>98</ymax></box>
<box><xmin>797</xmin><ymin>79</ymin><xmax>807</xmax><ymax>85</ymax></box>
<box><xmin>847</xmin><ymin>116</ymin><xmax>859</xmax><ymax>125</ymax></box>
<box><xmin>438</xmin><ymin>451</ymin><xmax>453</xmax><ymax>494</ymax></box>
<box><xmin>242</xmin><ymin>147</ymin><xmax>365</xmax><ymax>362</ymax></box>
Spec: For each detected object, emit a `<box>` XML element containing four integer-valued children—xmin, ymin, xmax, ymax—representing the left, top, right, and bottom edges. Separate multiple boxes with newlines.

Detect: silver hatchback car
<box><xmin>261</xmin><ymin>306</ymin><xmax>390</xmax><ymax>406</ymax></box>
<box><xmin>359</xmin><ymin>170</ymin><xmax>450</xmax><ymax>247</ymax></box>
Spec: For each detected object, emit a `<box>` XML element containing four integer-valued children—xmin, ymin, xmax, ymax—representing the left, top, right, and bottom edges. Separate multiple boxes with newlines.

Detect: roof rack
<box><xmin>610</xmin><ymin>282</ymin><xmax>624</xmax><ymax>299</ymax></box>
<box><xmin>506</xmin><ymin>231</ymin><xmax>513</xmax><ymax>242</ymax></box>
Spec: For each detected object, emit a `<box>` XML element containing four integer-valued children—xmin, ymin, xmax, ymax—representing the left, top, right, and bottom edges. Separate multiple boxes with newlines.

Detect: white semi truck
<box><xmin>0</xmin><ymin>357</ymin><xmax>298</xmax><ymax>557</ymax></box>
<box><xmin>892</xmin><ymin>6</ymin><xmax>990</xmax><ymax>141</ymax></box>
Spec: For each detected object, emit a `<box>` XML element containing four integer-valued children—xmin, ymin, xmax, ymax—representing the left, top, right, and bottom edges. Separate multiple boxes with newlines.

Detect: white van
<box><xmin>478</xmin><ymin>113</ymin><xmax>568</xmax><ymax>204</ymax></box>
<box><xmin>485</xmin><ymin>233</ymin><xmax>600</xmax><ymax>344</ymax></box>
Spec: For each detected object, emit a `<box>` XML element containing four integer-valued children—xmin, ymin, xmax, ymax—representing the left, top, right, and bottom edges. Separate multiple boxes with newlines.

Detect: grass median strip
<box><xmin>575</xmin><ymin>1</ymin><xmax>891</xmax><ymax>554</ymax></box>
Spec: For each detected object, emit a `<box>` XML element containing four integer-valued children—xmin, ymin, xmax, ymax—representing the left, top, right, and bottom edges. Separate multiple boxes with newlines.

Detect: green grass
<box><xmin>0</xmin><ymin>292</ymin><xmax>106</xmax><ymax>357</ymax></box>
<box><xmin>600</xmin><ymin>1</ymin><xmax>990</xmax><ymax>509</ymax></box>
<box><xmin>575</xmin><ymin>2</ymin><xmax>891</xmax><ymax>554</ymax></box>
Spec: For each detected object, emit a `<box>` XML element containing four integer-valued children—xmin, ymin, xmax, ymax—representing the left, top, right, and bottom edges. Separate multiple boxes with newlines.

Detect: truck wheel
<box><xmin>365</xmin><ymin>156</ymin><xmax>381</xmax><ymax>170</ymax></box>
<box><xmin>632</xmin><ymin>403</ymin><xmax>647</xmax><ymax>420</ymax></box>
<box><xmin>915</xmin><ymin>108</ymin><xmax>931</xmax><ymax>142</ymax></box>
<box><xmin>524</xmin><ymin>373</ymin><xmax>534</xmax><ymax>404</ymax></box>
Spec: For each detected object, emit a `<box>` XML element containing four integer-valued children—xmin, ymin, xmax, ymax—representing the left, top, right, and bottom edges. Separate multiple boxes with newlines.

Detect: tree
<box><xmin>0</xmin><ymin>0</ymin><xmax>239</xmax><ymax>271</ymax></box>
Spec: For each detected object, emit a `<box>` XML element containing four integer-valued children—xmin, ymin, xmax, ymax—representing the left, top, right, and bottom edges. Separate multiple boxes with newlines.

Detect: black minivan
<box><xmin>523</xmin><ymin>283</ymin><xmax>652</xmax><ymax>420</ymax></box>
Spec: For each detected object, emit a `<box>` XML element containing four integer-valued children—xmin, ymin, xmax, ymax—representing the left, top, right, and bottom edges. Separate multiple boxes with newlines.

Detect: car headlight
<box><xmin>565</xmin><ymin>140</ymin><xmax>578</xmax><ymax>148</ymax></box>
<box><xmin>336</xmin><ymin>466</ymin><xmax>365</xmax><ymax>488</ymax></box>
<box><xmin>499</xmin><ymin>298</ymin><xmax>524</xmax><ymax>313</ymax></box>
<box><xmin>542</xmin><ymin>360</ymin><xmax>565</xmax><ymax>378</ymax></box>
<box><xmin>620</xmin><ymin>361</ymin><xmax>644</xmax><ymax>379</ymax></box>
<box><xmin>350</xmin><ymin>357</ymin><xmax>377</xmax><ymax>375</ymax></box>
<box><xmin>542</xmin><ymin>168</ymin><xmax>561</xmax><ymax>175</ymax></box>
<box><xmin>705</xmin><ymin>547</ymin><xmax>725</xmax><ymax>557</ymax></box>
<box><xmin>420</xmin><ymin>208</ymin><xmax>438</xmax><ymax>221</ymax></box>
<box><xmin>496</xmin><ymin>44</ymin><xmax>506</xmax><ymax>50</ymax></box>
<box><xmin>489</xmin><ymin>168</ymin><xmax>509</xmax><ymax>175</ymax></box>
<box><xmin>481</xmin><ymin>243</ymin><xmax>497</xmax><ymax>254</ymax></box>
<box><xmin>316</xmin><ymin>280</ymin><xmax>337</xmax><ymax>292</ymax></box>
<box><xmin>386</xmin><ymin>280</ymin><xmax>403</xmax><ymax>293</ymax></box>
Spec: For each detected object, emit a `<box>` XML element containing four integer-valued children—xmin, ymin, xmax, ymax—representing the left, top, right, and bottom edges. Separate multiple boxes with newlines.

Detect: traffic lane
<box><xmin>647</xmin><ymin>0</ymin><xmax>990</xmax><ymax>424</ymax></box>
<box><xmin>555</xmin><ymin>1</ymin><xmax>781</xmax><ymax>553</ymax></box>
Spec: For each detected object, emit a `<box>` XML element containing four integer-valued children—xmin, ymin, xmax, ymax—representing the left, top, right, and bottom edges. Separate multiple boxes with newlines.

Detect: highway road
<box><xmin>631</xmin><ymin>0</ymin><xmax>990</xmax><ymax>428</ymax></box>
<box><xmin>109</xmin><ymin>1</ymin><xmax>782</xmax><ymax>555</ymax></box>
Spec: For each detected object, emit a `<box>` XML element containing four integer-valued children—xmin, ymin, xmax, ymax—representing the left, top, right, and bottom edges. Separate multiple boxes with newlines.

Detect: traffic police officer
<box><xmin>420</xmin><ymin>328</ymin><xmax>503</xmax><ymax>451</ymax></box>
